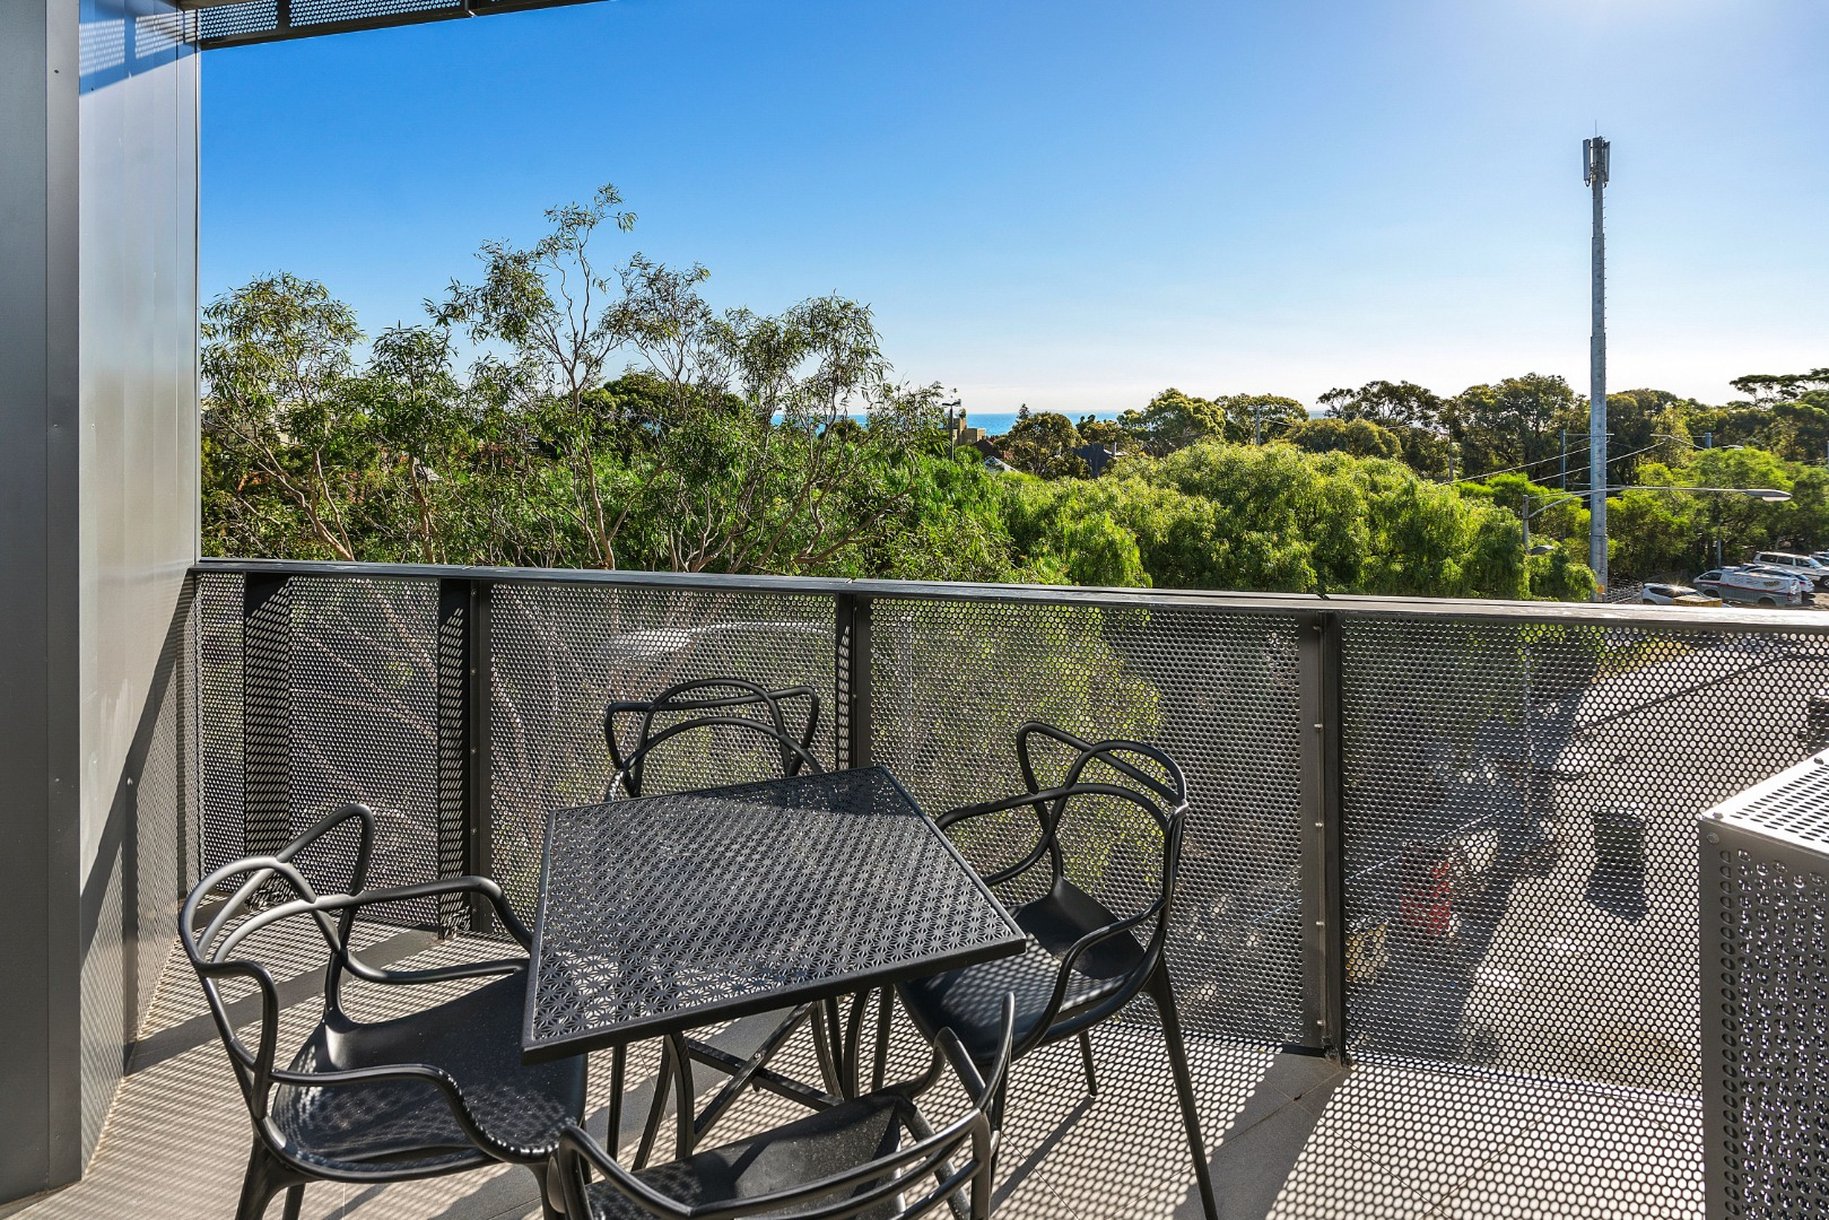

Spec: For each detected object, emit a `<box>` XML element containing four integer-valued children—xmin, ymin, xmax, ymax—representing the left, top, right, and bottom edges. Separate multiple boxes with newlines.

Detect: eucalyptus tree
<box><xmin>201</xmin><ymin>272</ymin><xmax>366</xmax><ymax>560</ymax></box>
<box><xmin>436</xmin><ymin>183</ymin><xmax>642</xmax><ymax>568</ymax></box>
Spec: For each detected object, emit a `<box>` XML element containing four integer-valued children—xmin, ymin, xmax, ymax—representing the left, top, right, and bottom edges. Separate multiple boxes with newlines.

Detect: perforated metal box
<box><xmin>1700</xmin><ymin>752</ymin><xmax>1829</xmax><ymax>1220</ymax></box>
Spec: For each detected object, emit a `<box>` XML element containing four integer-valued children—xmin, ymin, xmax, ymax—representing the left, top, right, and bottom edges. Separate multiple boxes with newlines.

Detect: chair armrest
<box><xmin>935</xmin><ymin>791</ymin><xmax>1054</xmax><ymax>887</ymax></box>
<box><xmin>1034</xmin><ymin>900</ymin><xmax>1165</xmax><ymax>1040</ymax></box>
<box><xmin>213</xmin><ymin>877</ymin><xmax>533</xmax><ymax>993</ymax></box>
<box><xmin>335</xmin><ymin>875</ymin><xmax>535</xmax><ymax>951</ymax></box>
<box><xmin>554</xmin><ymin>1123</ymin><xmax>692</xmax><ymax>1219</ymax></box>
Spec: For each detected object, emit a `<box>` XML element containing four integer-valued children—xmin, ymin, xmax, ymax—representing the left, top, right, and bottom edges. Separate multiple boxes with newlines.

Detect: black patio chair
<box><xmin>551</xmin><ymin>997</ymin><xmax>1015</xmax><ymax>1220</ymax></box>
<box><xmin>891</xmin><ymin>722</ymin><xmax>1219</xmax><ymax>1220</ymax></box>
<box><xmin>604</xmin><ymin>676</ymin><xmax>823</xmax><ymax>801</ymax></box>
<box><xmin>603</xmin><ymin>677</ymin><xmax>835</xmax><ymax>1164</ymax></box>
<box><xmin>180</xmin><ymin>803</ymin><xmax>588</xmax><ymax>1220</ymax></box>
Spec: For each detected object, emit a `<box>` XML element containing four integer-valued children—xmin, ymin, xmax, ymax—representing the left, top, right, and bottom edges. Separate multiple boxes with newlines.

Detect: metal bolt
<box><xmin>1706</xmin><ymin>832</ymin><xmax>1720</xmax><ymax>844</ymax></box>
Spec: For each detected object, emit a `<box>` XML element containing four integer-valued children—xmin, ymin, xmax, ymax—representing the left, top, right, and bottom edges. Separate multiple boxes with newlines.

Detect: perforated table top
<box><xmin>523</xmin><ymin>766</ymin><xmax>1027</xmax><ymax>1060</ymax></box>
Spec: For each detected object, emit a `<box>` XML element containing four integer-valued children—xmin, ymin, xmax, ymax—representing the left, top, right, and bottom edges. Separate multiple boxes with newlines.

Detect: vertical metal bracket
<box><xmin>465</xmin><ymin>581</ymin><xmax>495</xmax><ymax>933</ymax></box>
<box><xmin>835</xmin><ymin>593</ymin><xmax>872</xmax><ymax>771</ymax></box>
<box><xmin>436</xmin><ymin>579</ymin><xmax>478</xmax><ymax>934</ymax></box>
<box><xmin>241</xmin><ymin>573</ymin><xmax>291</xmax><ymax>861</ymax></box>
<box><xmin>1297</xmin><ymin>610</ymin><xmax>1349</xmax><ymax>1060</ymax></box>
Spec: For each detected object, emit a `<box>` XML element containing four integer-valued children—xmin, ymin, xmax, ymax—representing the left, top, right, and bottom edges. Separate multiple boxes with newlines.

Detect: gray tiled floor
<box><xmin>1</xmin><ymin>937</ymin><xmax>1703</xmax><ymax>1219</ymax></box>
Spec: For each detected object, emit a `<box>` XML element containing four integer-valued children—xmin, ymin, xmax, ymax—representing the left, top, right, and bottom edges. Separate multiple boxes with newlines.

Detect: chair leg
<box><xmin>532</xmin><ymin>1162</ymin><xmax>564</xmax><ymax>1220</ymax></box>
<box><xmin>607</xmin><ymin>1042</ymin><xmax>627</xmax><ymax>1158</ymax></box>
<box><xmin>811</xmin><ymin>999</ymin><xmax>844</xmax><ymax>1098</ymax></box>
<box><xmin>634</xmin><ymin>1042</ymin><xmax>673</xmax><ymax>1170</ymax></box>
<box><xmin>872</xmin><ymin>986</ymin><xmax>893</xmax><ymax>1092</ymax></box>
<box><xmin>1077</xmin><ymin>1029</ymin><xmax>1099</xmax><ymax>1095</ymax></box>
<box><xmin>668</xmin><ymin>1033</ymin><xmax>696</xmax><ymax>1159</ymax></box>
<box><xmin>235</xmin><ymin>1142</ymin><xmax>299</xmax><ymax>1220</ymax></box>
<box><xmin>1147</xmin><ymin>965</ymin><xmax>1218</xmax><ymax>1220</ymax></box>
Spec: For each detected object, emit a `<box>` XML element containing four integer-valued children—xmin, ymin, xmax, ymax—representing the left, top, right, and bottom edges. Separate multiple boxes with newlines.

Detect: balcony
<box><xmin>11</xmin><ymin>559</ymin><xmax>1823</xmax><ymax>1219</ymax></box>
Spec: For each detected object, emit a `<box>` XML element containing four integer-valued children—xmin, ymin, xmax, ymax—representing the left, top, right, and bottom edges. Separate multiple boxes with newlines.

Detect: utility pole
<box><xmin>1559</xmin><ymin>428</ymin><xmax>1568</xmax><ymax>491</ymax></box>
<box><xmin>1584</xmin><ymin>135</ymin><xmax>1611</xmax><ymax>595</ymax></box>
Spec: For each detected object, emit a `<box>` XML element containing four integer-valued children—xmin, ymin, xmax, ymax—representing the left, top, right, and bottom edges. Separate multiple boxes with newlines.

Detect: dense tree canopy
<box><xmin>201</xmin><ymin>186</ymin><xmax>1825</xmax><ymax>600</ymax></box>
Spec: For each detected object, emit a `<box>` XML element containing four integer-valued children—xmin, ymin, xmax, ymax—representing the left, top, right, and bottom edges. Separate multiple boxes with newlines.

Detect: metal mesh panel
<box><xmin>288</xmin><ymin>0</ymin><xmax>463</xmax><ymax>24</ymax></box>
<box><xmin>191</xmin><ymin>0</ymin><xmax>278</xmax><ymax>45</ymax></box>
<box><xmin>285</xmin><ymin>577</ymin><xmax>444</xmax><ymax>920</ymax></box>
<box><xmin>1703</xmin><ymin>828</ymin><xmax>1829</xmax><ymax>1219</ymax></box>
<box><xmin>195</xmin><ymin>573</ymin><xmax>446</xmax><ymax>923</ymax></box>
<box><xmin>1339</xmin><ymin>620</ymin><xmax>1827</xmax><ymax>1097</ymax></box>
<box><xmin>865</xmin><ymin>597</ymin><xmax>1309</xmax><ymax>1044</ymax></box>
<box><xmin>487</xmin><ymin>582</ymin><xmax>839</xmax><ymax>917</ymax></box>
<box><xmin>197</xmin><ymin>572</ymin><xmax>245</xmax><ymax>878</ymax></box>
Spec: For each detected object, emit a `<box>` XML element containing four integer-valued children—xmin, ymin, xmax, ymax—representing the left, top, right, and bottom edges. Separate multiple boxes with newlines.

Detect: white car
<box><xmin>1753</xmin><ymin>552</ymin><xmax>1829</xmax><ymax>590</ymax></box>
<box><xmin>1638</xmin><ymin>582</ymin><xmax>1719</xmax><ymax>607</ymax></box>
<box><xmin>1744</xmin><ymin>563</ymin><xmax>1818</xmax><ymax>598</ymax></box>
<box><xmin>1695</xmin><ymin>567</ymin><xmax>1808</xmax><ymax>607</ymax></box>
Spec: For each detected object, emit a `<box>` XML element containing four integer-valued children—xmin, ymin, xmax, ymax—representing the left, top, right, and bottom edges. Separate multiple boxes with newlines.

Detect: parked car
<box><xmin>1811</xmin><ymin>551</ymin><xmax>1829</xmax><ymax>566</ymax></box>
<box><xmin>1742</xmin><ymin>564</ymin><xmax>1818</xmax><ymax>600</ymax></box>
<box><xmin>1694</xmin><ymin>567</ymin><xmax>1808</xmax><ymax>607</ymax></box>
<box><xmin>1637</xmin><ymin>582</ymin><xmax>1720</xmax><ymax>607</ymax></box>
<box><xmin>1752</xmin><ymin>552</ymin><xmax>1829</xmax><ymax>590</ymax></box>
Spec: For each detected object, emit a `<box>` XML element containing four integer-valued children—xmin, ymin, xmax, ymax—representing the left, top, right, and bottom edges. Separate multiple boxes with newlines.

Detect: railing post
<box><xmin>242</xmin><ymin>573</ymin><xmax>292</xmax><ymax>860</ymax></box>
<box><xmin>437</xmin><ymin>578</ymin><xmax>489</xmax><ymax>933</ymax></box>
<box><xmin>835</xmin><ymin>593</ymin><xmax>872</xmax><ymax>770</ymax></box>
<box><xmin>1297</xmin><ymin>609</ymin><xmax>1349</xmax><ymax>1059</ymax></box>
<box><xmin>439</xmin><ymin>579</ymin><xmax>494</xmax><ymax>934</ymax></box>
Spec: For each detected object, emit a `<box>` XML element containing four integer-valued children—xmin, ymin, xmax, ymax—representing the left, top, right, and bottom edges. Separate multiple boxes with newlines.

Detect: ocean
<box><xmin>954</xmin><ymin>408</ymin><xmax>1125</xmax><ymax>437</ymax></box>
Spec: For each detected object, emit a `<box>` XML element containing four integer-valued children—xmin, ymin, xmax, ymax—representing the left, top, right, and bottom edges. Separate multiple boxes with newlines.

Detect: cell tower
<box><xmin>1585</xmin><ymin>135</ymin><xmax>1611</xmax><ymax>594</ymax></box>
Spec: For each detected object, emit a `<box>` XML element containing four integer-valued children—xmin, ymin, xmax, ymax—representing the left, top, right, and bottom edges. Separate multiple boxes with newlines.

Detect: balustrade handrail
<box><xmin>192</xmin><ymin>556</ymin><xmax>1828</xmax><ymax>631</ymax></box>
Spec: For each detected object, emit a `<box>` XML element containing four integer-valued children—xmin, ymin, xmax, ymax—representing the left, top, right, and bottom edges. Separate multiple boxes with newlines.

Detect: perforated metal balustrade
<box><xmin>193</xmin><ymin>564</ymin><xmax>1829</xmax><ymax>1218</ymax></box>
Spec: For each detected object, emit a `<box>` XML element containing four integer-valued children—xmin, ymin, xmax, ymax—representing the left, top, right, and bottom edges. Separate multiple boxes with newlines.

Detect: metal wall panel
<box><xmin>0</xmin><ymin>0</ymin><xmax>83</xmax><ymax>1199</ymax></box>
<box><xmin>72</xmin><ymin>0</ymin><xmax>200</xmax><ymax>1173</ymax></box>
<box><xmin>0</xmin><ymin>0</ymin><xmax>197</xmax><ymax>1198</ymax></box>
<box><xmin>286</xmin><ymin>577</ymin><xmax>444</xmax><ymax>918</ymax></box>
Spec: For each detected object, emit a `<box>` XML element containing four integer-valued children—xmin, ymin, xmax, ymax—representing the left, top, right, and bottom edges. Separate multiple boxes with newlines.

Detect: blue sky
<box><xmin>202</xmin><ymin>0</ymin><xmax>1827</xmax><ymax>414</ymax></box>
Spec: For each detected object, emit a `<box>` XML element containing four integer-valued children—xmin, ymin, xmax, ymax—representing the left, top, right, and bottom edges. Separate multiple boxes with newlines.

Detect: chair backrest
<box><xmin>177</xmin><ymin>804</ymin><xmax>376</xmax><ymax>1123</ymax></box>
<box><xmin>604</xmin><ymin>677</ymin><xmax>823</xmax><ymax>799</ymax></box>
<box><xmin>937</xmin><ymin>723</ymin><xmax>1189</xmax><ymax>1048</ymax></box>
<box><xmin>555</xmin><ymin>998</ymin><xmax>1016</xmax><ymax>1220</ymax></box>
<box><xmin>1014</xmin><ymin>721</ymin><xmax>1190</xmax><ymax>949</ymax></box>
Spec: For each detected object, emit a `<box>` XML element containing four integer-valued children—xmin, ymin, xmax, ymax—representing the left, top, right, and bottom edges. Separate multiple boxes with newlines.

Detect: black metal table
<box><xmin>522</xmin><ymin>766</ymin><xmax>1028</xmax><ymax>1064</ymax></box>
